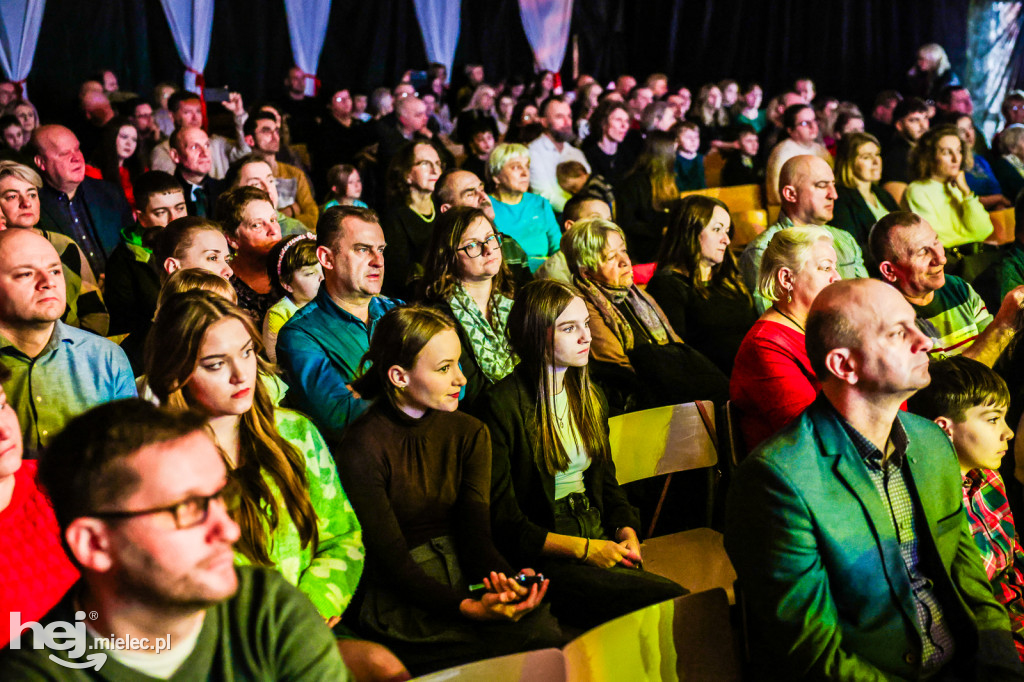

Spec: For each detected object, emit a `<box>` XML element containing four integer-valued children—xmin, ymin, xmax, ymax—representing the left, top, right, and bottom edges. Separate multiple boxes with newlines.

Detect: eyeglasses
<box><xmin>457</xmin><ymin>233</ymin><xmax>503</xmax><ymax>258</ymax></box>
<box><xmin>795</xmin><ymin>120</ymin><xmax>817</xmax><ymax>127</ymax></box>
<box><xmin>89</xmin><ymin>484</ymin><xmax>228</xmax><ymax>530</ymax></box>
<box><xmin>414</xmin><ymin>159</ymin><xmax>444</xmax><ymax>172</ymax></box>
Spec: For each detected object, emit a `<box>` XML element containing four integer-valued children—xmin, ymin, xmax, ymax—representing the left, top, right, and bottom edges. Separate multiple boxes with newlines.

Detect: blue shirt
<box><xmin>0</xmin><ymin>321</ymin><xmax>136</xmax><ymax>458</ymax></box>
<box><xmin>276</xmin><ymin>288</ymin><xmax>398</xmax><ymax>443</ymax></box>
<box><xmin>489</xmin><ymin>192</ymin><xmax>561</xmax><ymax>272</ymax></box>
<box><xmin>965</xmin><ymin>156</ymin><xmax>1004</xmax><ymax>197</ymax></box>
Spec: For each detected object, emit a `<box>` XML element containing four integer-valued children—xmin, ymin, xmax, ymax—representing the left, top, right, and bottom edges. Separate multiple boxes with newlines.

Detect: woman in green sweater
<box><xmin>146</xmin><ymin>290</ymin><xmax>409</xmax><ymax>680</ymax></box>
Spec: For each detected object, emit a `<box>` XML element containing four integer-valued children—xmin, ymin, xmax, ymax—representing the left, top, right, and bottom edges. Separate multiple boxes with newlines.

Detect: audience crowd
<box><xmin>8</xmin><ymin>45</ymin><xmax>1024</xmax><ymax>679</ymax></box>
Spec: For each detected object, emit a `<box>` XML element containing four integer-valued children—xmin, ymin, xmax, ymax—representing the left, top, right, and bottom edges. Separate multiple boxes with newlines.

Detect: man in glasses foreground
<box><xmin>1</xmin><ymin>399</ymin><xmax>349</xmax><ymax>680</ymax></box>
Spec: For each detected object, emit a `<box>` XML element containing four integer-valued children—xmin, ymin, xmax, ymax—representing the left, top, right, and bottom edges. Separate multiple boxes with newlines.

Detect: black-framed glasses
<box><xmin>457</xmin><ymin>233</ymin><xmax>503</xmax><ymax>258</ymax></box>
<box><xmin>89</xmin><ymin>484</ymin><xmax>227</xmax><ymax>530</ymax></box>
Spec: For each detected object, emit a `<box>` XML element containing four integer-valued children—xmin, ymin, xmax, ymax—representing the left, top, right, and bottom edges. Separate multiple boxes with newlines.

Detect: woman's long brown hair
<box><xmin>145</xmin><ymin>289</ymin><xmax>318</xmax><ymax>565</ymax></box>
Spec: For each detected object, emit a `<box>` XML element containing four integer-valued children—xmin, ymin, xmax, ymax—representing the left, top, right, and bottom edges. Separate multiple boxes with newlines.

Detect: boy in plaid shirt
<box><xmin>910</xmin><ymin>356</ymin><xmax>1024</xmax><ymax>659</ymax></box>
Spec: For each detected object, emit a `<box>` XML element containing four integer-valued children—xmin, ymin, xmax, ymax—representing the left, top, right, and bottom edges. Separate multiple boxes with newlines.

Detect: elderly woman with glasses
<box><xmin>381</xmin><ymin>140</ymin><xmax>444</xmax><ymax>299</ymax></box>
<box><xmin>488</xmin><ymin>143</ymin><xmax>561</xmax><ymax>272</ymax></box>
<box><xmin>562</xmin><ymin>217</ymin><xmax>729</xmax><ymax>413</ymax></box>
<box><xmin>421</xmin><ymin>206</ymin><xmax>518</xmax><ymax>410</ymax></box>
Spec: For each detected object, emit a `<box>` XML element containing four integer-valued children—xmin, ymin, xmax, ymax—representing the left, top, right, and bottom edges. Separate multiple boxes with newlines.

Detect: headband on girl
<box><xmin>276</xmin><ymin>232</ymin><xmax>316</xmax><ymax>280</ymax></box>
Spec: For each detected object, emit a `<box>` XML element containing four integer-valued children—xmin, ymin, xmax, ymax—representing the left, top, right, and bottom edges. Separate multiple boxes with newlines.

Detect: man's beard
<box><xmin>549</xmin><ymin>128</ymin><xmax>575</xmax><ymax>144</ymax></box>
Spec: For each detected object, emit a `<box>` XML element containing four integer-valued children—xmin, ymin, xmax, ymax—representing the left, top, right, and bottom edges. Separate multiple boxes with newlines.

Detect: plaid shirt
<box><xmin>840</xmin><ymin>416</ymin><xmax>955</xmax><ymax>674</ymax></box>
<box><xmin>963</xmin><ymin>468</ymin><xmax>1024</xmax><ymax>659</ymax></box>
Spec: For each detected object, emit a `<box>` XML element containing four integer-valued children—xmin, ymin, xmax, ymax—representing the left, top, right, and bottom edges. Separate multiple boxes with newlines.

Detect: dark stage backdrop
<box><xmin>25</xmin><ymin>0</ymin><xmax>985</xmax><ymax>126</ymax></box>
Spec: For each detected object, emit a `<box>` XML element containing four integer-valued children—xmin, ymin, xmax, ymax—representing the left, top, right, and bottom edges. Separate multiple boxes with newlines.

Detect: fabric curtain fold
<box><xmin>518</xmin><ymin>0</ymin><xmax>574</xmax><ymax>74</ymax></box>
<box><xmin>412</xmin><ymin>0</ymin><xmax>461</xmax><ymax>77</ymax></box>
<box><xmin>0</xmin><ymin>0</ymin><xmax>46</xmax><ymax>100</ymax></box>
<box><xmin>283</xmin><ymin>0</ymin><xmax>332</xmax><ymax>96</ymax></box>
<box><xmin>158</xmin><ymin>0</ymin><xmax>215</xmax><ymax>94</ymax></box>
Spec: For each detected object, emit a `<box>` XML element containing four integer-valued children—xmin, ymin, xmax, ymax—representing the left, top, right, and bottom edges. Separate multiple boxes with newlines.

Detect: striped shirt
<box><xmin>913</xmin><ymin>275</ymin><xmax>992</xmax><ymax>358</ymax></box>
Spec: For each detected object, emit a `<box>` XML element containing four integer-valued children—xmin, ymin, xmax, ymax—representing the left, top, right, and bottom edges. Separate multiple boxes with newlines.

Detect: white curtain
<box><xmin>0</xmin><ymin>0</ymin><xmax>46</xmax><ymax>100</ymax></box>
<box><xmin>283</xmin><ymin>0</ymin><xmax>331</xmax><ymax>97</ymax></box>
<box><xmin>158</xmin><ymin>0</ymin><xmax>215</xmax><ymax>94</ymax></box>
<box><xmin>518</xmin><ymin>0</ymin><xmax>573</xmax><ymax>74</ymax></box>
<box><xmin>412</xmin><ymin>0</ymin><xmax>461</xmax><ymax>77</ymax></box>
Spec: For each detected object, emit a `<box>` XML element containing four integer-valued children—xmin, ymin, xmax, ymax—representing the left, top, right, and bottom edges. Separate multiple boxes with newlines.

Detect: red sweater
<box><xmin>730</xmin><ymin>319</ymin><xmax>820</xmax><ymax>451</ymax></box>
<box><xmin>0</xmin><ymin>461</ymin><xmax>79</xmax><ymax>647</ymax></box>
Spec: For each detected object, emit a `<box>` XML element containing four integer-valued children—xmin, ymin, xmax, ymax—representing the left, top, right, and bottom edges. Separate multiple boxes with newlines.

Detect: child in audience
<box><xmin>721</xmin><ymin>124</ymin><xmax>765</xmax><ymax>187</ymax></box>
<box><xmin>263</xmin><ymin>233</ymin><xmax>323</xmax><ymax>362</ymax></box>
<box><xmin>480</xmin><ymin>280</ymin><xmax>686</xmax><ymax>630</ymax></box>
<box><xmin>338</xmin><ymin>305</ymin><xmax>565</xmax><ymax>675</ymax></box>
<box><xmin>322</xmin><ymin>164</ymin><xmax>368</xmax><ymax>210</ymax></box>
<box><xmin>908</xmin><ymin>356</ymin><xmax>1024</xmax><ymax>660</ymax></box>
<box><xmin>673</xmin><ymin>120</ymin><xmax>706</xmax><ymax>191</ymax></box>
<box><xmin>146</xmin><ymin>290</ymin><xmax>407</xmax><ymax>679</ymax></box>
<box><xmin>555</xmin><ymin>160</ymin><xmax>615</xmax><ymax>210</ymax></box>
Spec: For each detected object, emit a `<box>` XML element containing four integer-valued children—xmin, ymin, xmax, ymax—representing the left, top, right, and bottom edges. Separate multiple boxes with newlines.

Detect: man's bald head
<box><xmin>806</xmin><ymin>278</ymin><xmax>931</xmax><ymax>396</ymax></box>
<box><xmin>434</xmin><ymin>169</ymin><xmax>494</xmax><ymax>220</ymax></box>
<box><xmin>0</xmin><ymin>228</ymin><xmax>67</xmax><ymax>327</ymax></box>
<box><xmin>779</xmin><ymin>155</ymin><xmax>837</xmax><ymax>225</ymax></box>
<box><xmin>30</xmin><ymin>125</ymin><xmax>86</xmax><ymax>194</ymax></box>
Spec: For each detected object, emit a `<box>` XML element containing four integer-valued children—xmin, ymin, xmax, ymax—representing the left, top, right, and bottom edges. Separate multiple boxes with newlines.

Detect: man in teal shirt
<box><xmin>726</xmin><ymin>279</ymin><xmax>1021</xmax><ymax>679</ymax></box>
<box><xmin>276</xmin><ymin>205</ymin><xmax>398</xmax><ymax>444</ymax></box>
<box><xmin>1</xmin><ymin>400</ymin><xmax>348</xmax><ymax>680</ymax></box>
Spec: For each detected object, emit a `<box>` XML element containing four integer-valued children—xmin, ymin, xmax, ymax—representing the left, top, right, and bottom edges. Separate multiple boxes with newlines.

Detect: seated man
<box><xmin>726</xmin><ymin>278</ymin><xmax>1022</xmax><ymax>679</ymax></box>
<box><xmin>104</xmin><ymin>171</ymin><xmax>187</xmax><ymax>372</ymax></box>
<box><xmin>764</xmin><ymin>104</ymin><xmax>833</xmax><ymax>205</ymax></box>
<box><xmin>870</xmin><ymin>211</ymin><xmax>1024</xmax><ymax>366</ymax></box>
<box><xmin>0</xmin><ymin>400</ymin><xmax>348</xmax><ymax>678</ymax></box>
<box><xmin>168</xmin><ymin>126</ymin><xmax>226</xmax><ymax>218</ymax></box>
<box><xmin>527</xmin><ymin>96</ymin><xmax>590</xmax><ymax>212</ymax></box>
<box><xmin>881</xmin><ymin>97</ymin><xmax>931</xmax><ymax>206</ymax></box>
<box><xmin>276</xmin><ymin>206</ymin><xmax>397</xmax><ymax>444</ymax></box>
<box><xmin>909</xmin><ymin>356</ymin><xmax>1024</xmax><ymax>661</ymax></box>
<box><xmin>740</xmin><ymin>154</ymin><xmax>868</xmax><ymax>312</ymax></box>
<box><xmin>150</xmin><ymin>215</ymin><xmax>234</xmax><ymax>282</ymax></box>
<box><xmin>0</xmin><ymin>229</ymin><xmax>136</xmax><ymax>458</ymax></box>
<box><xmin>0</xmin><ymin>363</ymin><xmax>78</xmax><ymax>648</ymax></box>
<box><xmin>31</xmin><ymin>125</ymin><xmax>133</xmax><ymax>274</ymax></box>
<box><xmin>150</xmin><ymin>90</ymin><xmax>249</xmax><ymax>180</ymax></box>
<box><xmin>242</xmin><ymin>111</ymin><xmax>318</xmax><ymax>230</ymax></box>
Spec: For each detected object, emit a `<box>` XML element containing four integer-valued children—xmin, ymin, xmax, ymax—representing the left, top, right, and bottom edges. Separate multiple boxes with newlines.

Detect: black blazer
<box><xmin>831</xmin><ymin>184</ymin><xmax>898</xmax><ymax>254</ymax></box>
<box><xmin>477</xmin><ymin>367</ymin><xmax>640</xmax><ymax>567</ymax></box>
<box><xmin>37</xmin><ymin>177</ymin><xmax>132</xmax><ymax>258</ymax></box>
<box><xmin>175</xmin><ymin>171</ymin><xmax>225</xmax><ymax>218</ymax></box>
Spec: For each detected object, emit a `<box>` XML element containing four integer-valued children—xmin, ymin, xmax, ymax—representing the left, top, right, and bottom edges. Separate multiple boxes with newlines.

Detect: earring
<box><xmin>787</xmin><ymin>290</ymin><xmax>793</xmax><ymax>304</ymax></box>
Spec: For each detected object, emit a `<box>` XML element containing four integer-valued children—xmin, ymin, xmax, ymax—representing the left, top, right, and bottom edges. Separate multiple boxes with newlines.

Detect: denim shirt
<box><xmin>276</xmin><ymin>288</ymin><xmax>398</xmax><ymax>444</ymax></box>
<box><xmin>0</xmin><ymin>321</ymin><xmax>136</xmax><ymax>458</ymax></box>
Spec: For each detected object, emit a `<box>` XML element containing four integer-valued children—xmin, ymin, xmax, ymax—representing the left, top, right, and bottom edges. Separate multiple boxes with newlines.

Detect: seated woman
<box><xmin>337</xmin><ymin>306</ymin><xmax>564</xmax><ymax>675</ymax></box>
<box><xmin>647</xmin><ymin>196</ymin><xmax>757</xmax><ymax>376</ymax></box>
<box><xmin>955</xmin><ymin>114</ymin><xmax>1011</xmax><ymax>211</ymax></box>
<box><xmin>488</xmin><ymin>143</ymin><xmax>561</xmax><ymax>272</ymax></box>
<box><xmin>421</xmin><ymin>206</ymin><xmax>517</xmax><ymax>410</ymax></box>
<box><xmin>214</xmin><ymin>185</ymin><xmax>283</xmax><ymax>326</ymax></box>
<box><xmin>146</xmin><ymin>290</ymin><xmax>405</xmax><ymax>680</ymax></box>
<box><xmin>0</xmin><ymin>363</ymin><xmax>79</xmax><ymax>648</ymax></box>
<box><xmin>225</xmin><ymin>152</ymin><xmax>307</xmax><ymax>237</ymax></box>
<box><xmin>0</xmin><ymin>161</ymin><xmax>107</xmax><ymax>335</ymax></box>
<box><xmin>88</xmin><ymin>116</ymin><xmax>146</xmax><ymax>209</ymax></box>
<box><xmin>321</xmin><ymin>164</ymin><xmax>369</xmax><ymax>211</ymax></box>
<box><xmin>262</xmin><ymin>233</ymin><xmax>323</xmax><ymax>363</ymax></box>
<box><xmin>992</xmin><ymin>123</ymin><xmax>1024</xmax><ymax>206</ymax></box>
<box><xmin>730</xmin><ymin>227</ymin><xmax>840</xmax><ymax>450</ymax></box>
<box><xmin>831</xmin><ymin>132</ymin><xmax>899</xmax><ymax>254</ymax></box>
<box><xmin>615</xmin><ymin>130</ymin><xmax>680</xmax><ymax>264</ymax></box>
<box><xmin>562</xmin><ymin>217</ymin><xmax>729</xmax><ymax>413</ymax></box>
<box><xmin>381</xmin><ymin>141</ymin><xmax>442</xmax><ymax>300</ymax></box>
<box><xmin>479</xmin><ymin>279</ymin><xmax>685</xmax><ymax>630</ymax></box>
<box><xmin>902</xmin><ymin>125</ymin><xmax>994</xmax><ymax>248</ymax></box>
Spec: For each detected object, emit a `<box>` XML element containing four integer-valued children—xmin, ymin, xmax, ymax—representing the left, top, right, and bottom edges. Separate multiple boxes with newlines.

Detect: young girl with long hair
<box><xmin>479</xmin><ymin>279</ymin><xmax>685</xmax><ymax>630</ymax></box>
<box><xmin>338</xmin><ymin>305</ymin><xmax>563</xmax><ymax>675</ymax></box>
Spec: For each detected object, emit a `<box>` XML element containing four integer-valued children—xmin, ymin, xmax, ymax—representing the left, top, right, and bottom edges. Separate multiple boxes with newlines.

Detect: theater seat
<box><xmin>987</xmin><ymin>207</ymin><xmax>1016</xmax><ymax>245</ymax></box>
<box><xmin>608</xmin><ymin>401</ymin><xmax>737</xmax><ymax>604</ymax></box>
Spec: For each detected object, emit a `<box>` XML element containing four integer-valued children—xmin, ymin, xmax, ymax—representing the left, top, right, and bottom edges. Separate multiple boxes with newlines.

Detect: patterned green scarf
<box><xmin>448</xmin><ymin>285</ymin><xmax>517</xmax><ymax>383</ymax></box>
